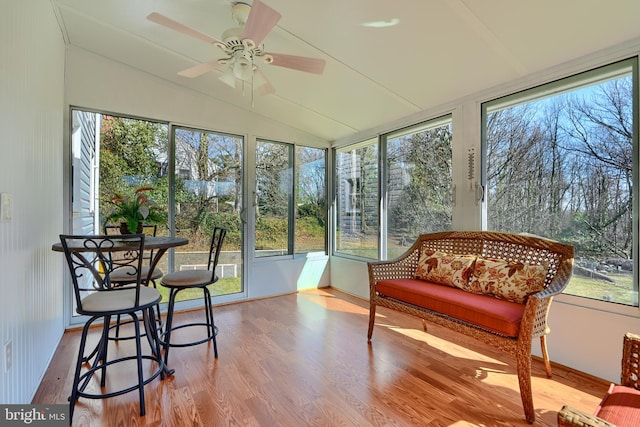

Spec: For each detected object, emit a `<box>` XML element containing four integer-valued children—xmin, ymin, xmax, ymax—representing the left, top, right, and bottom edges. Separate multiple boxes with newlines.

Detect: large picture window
<box><xmin>383</xmin><ymin>117</ymin><xmax>453</xmax><ymax>259</ymax></box>
<box><xmin>483</xmin><ymin>58</ymin><xmax>638</xmax><ymax>306</ymax></box>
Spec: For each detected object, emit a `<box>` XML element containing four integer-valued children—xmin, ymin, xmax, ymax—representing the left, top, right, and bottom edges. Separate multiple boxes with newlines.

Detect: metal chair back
<box><xmin>59</xmin><ymin>234</ymin><xmax>146</xmax><ymax>314</ymax></box>
<box><xmin>104</xmin><ymin>224</ymin><xmax>158</xmax><ymax>264</ymax></box>
<box><xmin>206</xmin><ymin>227</ymin><xmax>227</xmax><ymax>283</ymax></box>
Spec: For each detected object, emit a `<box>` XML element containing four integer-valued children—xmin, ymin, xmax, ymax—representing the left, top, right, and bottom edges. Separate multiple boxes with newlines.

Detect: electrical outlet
<box><xmin>4</xmin><ymin>341</ymin><xmax>11</xmax><ymax>372</ymax></box>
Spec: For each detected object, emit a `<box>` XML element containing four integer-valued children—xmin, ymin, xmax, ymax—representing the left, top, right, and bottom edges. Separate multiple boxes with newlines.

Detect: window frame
<box><xmin>333</xmin><ymin>138</ymin><xmax>380</xmax><ymax>260</ymax></box>
<box><xmin>480</xmin><ymin>57</ymin><xmax>639</xmax><ymax>308</ymax></box>
<box><xmin>254</xmin><ymin>139</ymin><xmax>328</xmax><ymax>259</ymax></box>
<box><xmin>380</xmin><ymin>115</ymin><xmax>454</xmax><ymax>260</ymax></box>
<box><xmin>333</xmin><ymin>115</ymin><xmax>454</xmax><ymax>261</ymax></box>
<box><xmin>254</xmin><ymin>138</ymin><xmax>295</xmax><ymax>258</ymax></box>
<box><xmin>294</xmin><ymin>145</ymin><xmax>328</xmax><ymax>255</ymax></box>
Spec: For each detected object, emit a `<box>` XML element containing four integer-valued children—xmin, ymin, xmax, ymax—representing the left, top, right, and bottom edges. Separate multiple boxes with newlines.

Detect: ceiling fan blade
<box><xmin>241</xmin><ymin>0</ymin><xmax>281</xmax><ymax>47</ymax></box>
<box><xmin>263</xmin><ymin>52</ymin><xmax>326</xmax><ymax>74</ymax></box>
<box><xmin>147</xmin><ymin>12</ymin><xmax>224</xmax><ymax>45</ymax></box>
<box><xmin>177</xmin><ymin>60</ymin><xmax>219</xmax><ymax>78</ymax></box>
<box><xmin>257</xmin><ymin>81</ymin><xmax>276</xmax><ymax>96</ymax></box>
<box><xmin>254</xmin><ymin>68</ymin><xmax>275</xmax><ymax>96</ymax></box>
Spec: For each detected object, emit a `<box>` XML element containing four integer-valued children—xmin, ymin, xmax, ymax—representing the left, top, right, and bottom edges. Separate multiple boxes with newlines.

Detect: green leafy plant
<box><xmin>103</xmin><ymin>186</ymin><xmax>166</xmax><ymax>233</ymax></box>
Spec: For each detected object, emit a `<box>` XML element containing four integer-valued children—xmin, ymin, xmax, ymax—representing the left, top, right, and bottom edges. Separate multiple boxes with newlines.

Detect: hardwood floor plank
<box><xmin>33</xmin><ymin>288</ymin><xmax>609</xmax><ymax>426</ymax></box>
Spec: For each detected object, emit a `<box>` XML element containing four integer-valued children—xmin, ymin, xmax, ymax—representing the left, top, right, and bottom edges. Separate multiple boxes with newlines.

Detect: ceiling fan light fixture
<box><xmin>219</xmin><ymin>67</ymin><xmax>236</xmax><ymax>88</ymax></box>
<box><xmin>230</xmin><ymin>49</ymin><xmax>254</xmax><ymax>81</ymax></box>
<box><xmin>233</xmin><ymin>57</ymin><xmax>253</xmax><ymax>81</ymax></box>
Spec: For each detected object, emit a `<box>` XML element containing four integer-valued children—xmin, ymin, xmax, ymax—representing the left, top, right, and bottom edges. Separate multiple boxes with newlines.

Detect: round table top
<box><xmin>52</xmin><ymin>235</ymin><xmax>189</xmax><ymax>252</ymax></box>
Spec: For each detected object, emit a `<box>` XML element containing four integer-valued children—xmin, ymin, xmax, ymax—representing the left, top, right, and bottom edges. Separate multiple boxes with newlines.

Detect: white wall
<box><xmin>330</xmin><ymin>38</ymin><xmax>640</xmax><ymax>383</ymax></box>
<box><xmin>0</xmin><ymin>1</ymin><xmax>65</xmax><ymax>404</ymax></box>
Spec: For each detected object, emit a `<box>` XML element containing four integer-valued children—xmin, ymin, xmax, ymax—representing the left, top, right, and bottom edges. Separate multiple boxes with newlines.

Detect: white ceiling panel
<box><xmin>52</xmin><ymin>0</ymin><xmax>640</xmax><ymax>142</ymax></box>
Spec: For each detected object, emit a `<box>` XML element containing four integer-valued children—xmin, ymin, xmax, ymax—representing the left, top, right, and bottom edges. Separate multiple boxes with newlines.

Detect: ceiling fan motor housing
<box><xmin>231</xmin><ymin>2</ymin><xmax>251</xmax><ymax>26</ymax></box>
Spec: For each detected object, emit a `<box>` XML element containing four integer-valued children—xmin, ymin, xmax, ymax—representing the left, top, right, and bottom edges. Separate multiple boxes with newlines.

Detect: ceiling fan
<box><xmin>147</xmin><ymin>0</ymin><xmax>326</xmax><ymax>95</ymax></box>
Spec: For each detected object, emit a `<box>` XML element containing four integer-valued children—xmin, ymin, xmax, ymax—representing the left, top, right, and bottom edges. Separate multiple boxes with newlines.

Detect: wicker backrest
<box><xmin>622</xmin><ymin>332</ymin><xmax>640</xmax><ymax>389</ymax></box>
<box><xmin>409</xmin><ymin>231</ymin><xmax>574</xmax><ymax>292</ymax></box>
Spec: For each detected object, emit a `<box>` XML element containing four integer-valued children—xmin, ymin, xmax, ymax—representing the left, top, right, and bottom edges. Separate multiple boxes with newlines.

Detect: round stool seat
<box><xmin>110</xmin><ymin>265</ymin><xmax>164</xmax><ymax>283</ymax></box>
<box><xmin>161</xmin><ymin>269</ymin><xmax>213</xmax><ymax>288</ymax></box>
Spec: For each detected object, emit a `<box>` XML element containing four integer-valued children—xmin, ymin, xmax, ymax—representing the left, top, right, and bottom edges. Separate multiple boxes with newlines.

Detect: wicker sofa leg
<box><xmin>540</xmin><ymin>336</ymin><xmax>553</xmax><ymax>378</ymax></box>
<box><xmin>367</xmin><ymin>302</ymin><xmax>376</xmax><ymax>342</ymax></box>
<box><xmin>516</xmin><ymin>350</ymin><xmax>535</xmax><ymax>423</ymax></box>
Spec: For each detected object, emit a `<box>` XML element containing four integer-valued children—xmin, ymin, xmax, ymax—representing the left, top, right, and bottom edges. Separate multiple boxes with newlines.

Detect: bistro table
<box><xmin>52</xmin><ymin>235</ymin><xmax>188</xmax><ymax>284</ymax></box>
<box><xmin>52</xmin><ymin>234</ymin><xmax>189</xmax><ymax>375</ymax></box>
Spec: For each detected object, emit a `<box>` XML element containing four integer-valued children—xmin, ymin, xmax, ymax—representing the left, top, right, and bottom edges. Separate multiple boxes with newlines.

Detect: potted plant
<box><xmin>103</xmin><ymin>186</ymin><xmax>167</xmax><ymax>234</ymax></box>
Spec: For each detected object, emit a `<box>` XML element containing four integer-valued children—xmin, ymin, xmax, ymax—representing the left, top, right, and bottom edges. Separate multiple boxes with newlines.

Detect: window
<box><xmin>97</xmin><ymin>115</ymin><xmax>169</xmax><ymax>238</ymax></box>
<box><xmin>295</xmin><ymin>146</ymin><xmax>326</xmax><ymax>254</ymax></box>
<box><xmin>71</xmin><ymin>110</ymin><xmax>170</xmax><ymax>316</ymax></box>
<box><xmin>483</xmin><ymin>58</ymin><xmax>638</xmax><ymax>306</ymax></box>
<box><xmin>255</xmin><ymin>141</ymin><xmax>327</xmax><ymax>257</ymax></box>
<box><xmin>334</xmin><ymin>118</ymin><xmax>453</xmax><ymax>261</ymax></box>
<box><xmin>255</xmin><ymin>139</ymin><xmax>294</xmax><ymax>257</ymax></box>
<box><xmin>173</xmin><ymin>126</ymin><xmax>244</xmax><ymax>298</ymax></box>
<box><xmin>383</xmin><ymin>117</ymin><xmax>453</xmax><ymax>259</ymax></box>
<box><xmin>335</xmin><ymin>139</ymin><xmax>379</xmax><ymax>259</ymax></box>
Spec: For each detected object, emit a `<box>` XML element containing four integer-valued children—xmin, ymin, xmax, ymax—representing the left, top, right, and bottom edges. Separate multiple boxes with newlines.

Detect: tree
<box><xmin>388</xmin><ymin>126</ymin><xmax>453</xmax><ymax>237</ymax></box>
<box><xmin>486</xmin><ymin>75</ymin><xmax>633</xmax><ymax>262</ymax></box>
<box><xmin>99</xmin><ymin>116</ymin><xmax>168</xmax><ymax>226</ymax></box>
<box><xmin>174</xmin><ymin>129</ymin><xmax>243</xmax><ymax>247</ymax></box>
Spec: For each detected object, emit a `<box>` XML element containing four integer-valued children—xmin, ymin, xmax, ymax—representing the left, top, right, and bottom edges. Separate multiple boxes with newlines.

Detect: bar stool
<box><xmin>59</xmin><ymin>234</ymin><xmax>167</xmax><ymax>423</ymax></box>
<box><xmin>160</xmin><ymin>227</ymin><xmax>226</xmax><ymax>364</ymax></box>
<box><xmin>104</xmin><ymin>224</ymin><xmax>164</xmax><ymax>338</ymax></box>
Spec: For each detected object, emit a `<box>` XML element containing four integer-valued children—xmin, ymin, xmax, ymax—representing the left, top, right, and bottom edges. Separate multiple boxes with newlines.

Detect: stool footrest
<box><xmin>162</xmin><ymin>323</ymin><xmax>218</xmax><ymax>348</ymax></box>
<box><xmin>74</xmin><ymin>354</ymin><xmax>164</xmax><ymax>400</ymax></box>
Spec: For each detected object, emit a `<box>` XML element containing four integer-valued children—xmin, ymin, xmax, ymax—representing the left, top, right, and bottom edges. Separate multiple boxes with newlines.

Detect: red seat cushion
<box><xmin>376</xmin><ymin>279</ymin><xmax>525</xmax><ymax>336</ymax></box>
<box><xmin>595</xmin><ymin>384</ymin><xmax>640</xmax><ymax>426</ymax></box>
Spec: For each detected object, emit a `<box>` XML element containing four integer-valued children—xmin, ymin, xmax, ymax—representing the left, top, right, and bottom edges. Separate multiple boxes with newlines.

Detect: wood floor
<box><xmin>33</xmin><ymin>288</ymin><xmax>609</xmax><ymax>426</ymax></box>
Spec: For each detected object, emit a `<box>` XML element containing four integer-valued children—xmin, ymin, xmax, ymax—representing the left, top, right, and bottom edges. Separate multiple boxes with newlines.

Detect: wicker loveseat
<box><xmin>367</xmin><ymin>231</ymin><xmax>574</xmax><ymax>423</ymax></box>
<box><xmin>558</xmin><ymin>332</ymin><xmax>640</xmax><ymax>427</ymax></box>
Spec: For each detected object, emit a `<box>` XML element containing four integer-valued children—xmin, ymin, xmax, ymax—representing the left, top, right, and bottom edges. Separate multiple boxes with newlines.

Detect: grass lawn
<box><xmin>564</xmin><ymin>272</ymin><xmax>636</xmax><ymax>305</ymax></box>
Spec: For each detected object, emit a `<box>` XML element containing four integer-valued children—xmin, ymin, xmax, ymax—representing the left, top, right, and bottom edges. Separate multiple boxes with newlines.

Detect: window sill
<box><xmin>555</xmin><ymin>293</ymin><xmax>640</xmax><ymax>318</ymax></box>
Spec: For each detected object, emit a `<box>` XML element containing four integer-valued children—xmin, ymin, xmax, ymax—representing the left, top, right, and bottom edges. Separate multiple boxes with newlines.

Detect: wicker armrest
<box><xmin>622</xmin><ymin>332</ymin><xmax>640</xmax><ymax>388</ymax></box>
<box><xmin>557</xmin><ymin>405</ymin><xmax>616</xmax><ymax>427</ymax></box>
<box><xmin>530</xmin><ymin>287</ymin><xmax>560</xmax><ymax>301</ymax></box>
<box><xmin>368</xmin><ymin>246</ymin><xmax>421</xmax><ymax>284</ymax></box>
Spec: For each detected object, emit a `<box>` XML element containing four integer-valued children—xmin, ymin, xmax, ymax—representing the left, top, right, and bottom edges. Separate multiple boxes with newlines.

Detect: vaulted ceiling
<box><xmin>52</xmin><ymin>0</ymin><xmax>640</xmax><ymax>142</ymax></box>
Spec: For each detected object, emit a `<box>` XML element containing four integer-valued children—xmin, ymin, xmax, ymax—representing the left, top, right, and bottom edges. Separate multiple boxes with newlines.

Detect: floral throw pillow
<box><xmin>415</xmin><ymin>249</ymin><xmax>476</xmax><ymax>289</ymax></box>
<box><xmin>469</xmin><ymin>257</ymin><xmax>548</xmax><ymax>303</ymax></box>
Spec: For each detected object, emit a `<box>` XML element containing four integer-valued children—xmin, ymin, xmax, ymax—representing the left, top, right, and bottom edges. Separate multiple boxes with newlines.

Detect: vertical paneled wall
<box><xmin>0</xmin><ymin>1</ymin><xmax>65</xmax><ymax>403</ymax></box>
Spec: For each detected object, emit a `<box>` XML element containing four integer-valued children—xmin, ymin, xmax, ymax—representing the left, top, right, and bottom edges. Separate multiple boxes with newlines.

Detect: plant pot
<box><xmin>120</xmin><ymin>222</ymin><xmax>143</xmax><ymax>234</ymax></box>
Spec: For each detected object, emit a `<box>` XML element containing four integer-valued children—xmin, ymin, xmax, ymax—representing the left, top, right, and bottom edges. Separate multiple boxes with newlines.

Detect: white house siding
<box><xmin>71</xmin><ymin>110</ymin><xmax>98</xmax><ymax>235</ymax></box>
